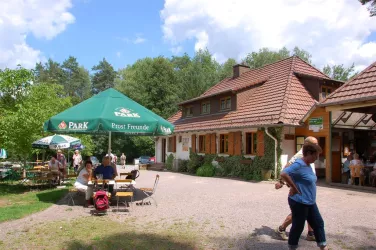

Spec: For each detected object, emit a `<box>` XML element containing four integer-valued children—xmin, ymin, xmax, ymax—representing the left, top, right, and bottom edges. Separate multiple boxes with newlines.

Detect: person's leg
<box><xmin>306</xmin><ymin>223</ymin><xmax>315</xmax><ymax>241</ymax></box>
<box><xmin>288</xmin><ymin>198</ymin><xmax>308</xmax><ymax>249</ymax></box>
<box><xmin>276</xmin><ymin>213</ymin><xmax>291</xmax><ymax>240</ymax></box>
<box><xmin>306</xmin><ymin>203</ymin><xmax>327</xmax><ymax>249</ymax></box>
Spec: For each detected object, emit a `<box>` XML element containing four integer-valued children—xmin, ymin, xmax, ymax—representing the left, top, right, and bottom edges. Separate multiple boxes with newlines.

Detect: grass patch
<box><xmin>2</xmin><ymin>217</ymin><xmax>202</xmax><ymax>250</ymax></box>
<box><xmin>0</xmin><ymin>183</ymin><xmax>68</xmax><ymax>222</ymax></box>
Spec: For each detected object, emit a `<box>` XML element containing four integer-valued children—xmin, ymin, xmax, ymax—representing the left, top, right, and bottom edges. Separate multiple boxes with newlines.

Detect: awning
<box><xmin>332</xmin><ymin>111</ymin><xmax>376</xmax><ymax>130</ymax></box>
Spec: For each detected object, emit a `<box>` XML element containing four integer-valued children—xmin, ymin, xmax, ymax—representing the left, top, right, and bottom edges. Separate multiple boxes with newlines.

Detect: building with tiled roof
<box><xmin>155</xmin><ymin>56</ymin><xmax>342</xmax><ymax>177</ymax></box>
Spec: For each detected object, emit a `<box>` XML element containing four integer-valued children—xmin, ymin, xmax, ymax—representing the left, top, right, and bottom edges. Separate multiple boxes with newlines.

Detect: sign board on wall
<box><xmin>309</xmin><ymin>117</ymin><xmax>323</xmax><ymax>132</ymax></box>
<box><xmin>182</xmin><ymin>137</ymin><xmax>189</xmax><ymax>151</ymax></box>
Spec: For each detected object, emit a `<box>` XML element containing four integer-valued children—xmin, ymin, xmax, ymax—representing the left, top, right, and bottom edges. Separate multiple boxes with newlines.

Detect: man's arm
<box><xmin>280</xmin><ymin>172</ymin><xmax>301</xmax><ymax>196</ymax></box>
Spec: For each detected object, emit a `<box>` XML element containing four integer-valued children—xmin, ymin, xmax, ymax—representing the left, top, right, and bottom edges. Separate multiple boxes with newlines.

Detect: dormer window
<box><xmin>220</xmin><ymin>97</ymin><xmax>231</xmax><ymax>111</ymax></box>
<box><xmin>183</xmin><ymin>106</ymin><xmax>193</xmax><ymax>117</ymax></box>
<box><xmin>321</xmin><ymin>86</ymin><xmax>334</xmax><ymax>100</ymax></box>
<box><xmin>201</xmin><ymin>101</ymin><xmax>211</xmax><ymax>115</ymax></box>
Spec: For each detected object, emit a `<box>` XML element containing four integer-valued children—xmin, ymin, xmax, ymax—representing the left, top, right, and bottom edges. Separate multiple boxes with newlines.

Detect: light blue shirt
<box><xmin>282</xmin><ymin>159</ymin><xmax>317</xmax><ymax>205</ymax></box>
<box><xmin>343</xmin><ymin>160</ymin><xmax>350</xmax><ymax>172</ymax></box>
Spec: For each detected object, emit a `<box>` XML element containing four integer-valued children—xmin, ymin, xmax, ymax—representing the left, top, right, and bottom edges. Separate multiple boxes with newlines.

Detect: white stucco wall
<box><xmin>155</xmin><ymin>137</ymin><xmax>163</xmax><ymax>163</ymax></box>
<box><xmin>281</xmin><ymin>127</ymin><xmax>296</xmax><ymax>167</ymax></box>
<box><xmin>176</xmin><ymin>134</ymin><xmax>190</xmax><ymax>160</ymax></box>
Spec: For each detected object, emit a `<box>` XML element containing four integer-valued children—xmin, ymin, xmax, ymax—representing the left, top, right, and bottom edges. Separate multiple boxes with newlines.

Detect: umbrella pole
<box><xmin>108</xmin><ymin>131</ymin><xmax>112</xmax><ymax>155</ymax></box>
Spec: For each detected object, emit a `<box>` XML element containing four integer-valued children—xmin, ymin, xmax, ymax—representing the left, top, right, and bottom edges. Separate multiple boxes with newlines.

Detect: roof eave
<box><xmin>177</xmin><ymin>89</ymin><xmax>234</xmax><ymax>105</ymax></box>
<box><xmin>293</xmin><ymin>72</ymin><xmax>344</xmax><ymax>84</ymax></box>
<box><xmin>319</xmin><ymin>96</ymin><xmax>376</xmax><ymax>108</ymax></box>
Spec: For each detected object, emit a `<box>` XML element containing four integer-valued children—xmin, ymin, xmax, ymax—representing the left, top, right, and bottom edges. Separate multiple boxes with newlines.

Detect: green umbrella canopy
<box><xmin>44</xmin><ymin>88</ymin><xmax>174</xmax><ymax>136</ymax></box>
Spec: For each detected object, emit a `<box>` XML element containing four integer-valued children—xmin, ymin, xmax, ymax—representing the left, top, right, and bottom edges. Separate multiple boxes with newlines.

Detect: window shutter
<box><xmin>205</xmin><ymin>134</ymin><xmax>211</xmax><ymax>154</ymax></box>
<box><xmin>191</xmin><ymin>134</ymin><xmax>196</xmax><ymax>153</ymax></box>
<box><xmin>228</xmin><ymin>132</ymin><xmax>235</xmax><ymax>155</ymax></box>
<box><xmin>257</xmin><ymin>130</ymin><xmax>265</xmax><ymax>156</ymax></box>
<box><xmin>234</xmin><ymin>131</ymin><xmax>242</xmax><ymax>156</ymax></box>
<box><xmin>210</xmin><ymin>133</ymin><xmax>216</xmax><ymax>154</ymax></box>
<box><xmin>172</xmin><ymin>136</ymin><xmax>177</xmax><ymax>152</ymax></box>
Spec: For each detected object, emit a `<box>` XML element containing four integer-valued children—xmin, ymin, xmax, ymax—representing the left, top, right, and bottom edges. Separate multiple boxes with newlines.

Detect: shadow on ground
<box><xmin>65</xmin><ymin>231</ymin><xmax>196</xmax><ymax>250</ymax></box>
<box><xmin>0</xmin><ymin>183</ymin><xmax>29</xmax><ymax>195</ymax></box>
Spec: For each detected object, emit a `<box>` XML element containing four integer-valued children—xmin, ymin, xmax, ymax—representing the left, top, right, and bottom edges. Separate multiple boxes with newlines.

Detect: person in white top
<box><xmin>74</xmin><ymin>160</ymin><xmax>94</xmax><ymax>207</ymax></box>
<box><xmin>275</xmin><ymin>136</ymin><xmax>319</xmax><ymax>242</ymax></box>
<box><xmin>120</xmin><ymin>153</ymin><xmax>126</xmax><ymax>168</ymax></box>
<box><xmin>72</xmin><ymin>150</ymin><xmax>82</xmax><ymax>174</ymax></box>
<box><xmin>48</xmin><ymin>157</ymin><xmax>62</xmax><ymax>184</ymax></box>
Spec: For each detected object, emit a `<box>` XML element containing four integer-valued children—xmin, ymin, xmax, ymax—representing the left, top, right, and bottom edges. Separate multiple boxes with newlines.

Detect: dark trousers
<box><xmin>288</xmin><ymin>198</ymin><xmax>327</xmax><ymax>248</ymax></box>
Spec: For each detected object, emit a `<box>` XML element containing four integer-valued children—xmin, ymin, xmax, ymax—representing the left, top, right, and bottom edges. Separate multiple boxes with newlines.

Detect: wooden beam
<box><xmin>353</xmin><ymin>114</ymin><xmax>368</xmax><ymax>128</ymax></box>
<box><xmin>332</xmin><ymin>111</ymin><xmax>346</xmax><ymax>125</ymax></box>
<box><xmin>325</xmin><ymin>100</ymin><xmax>376</xmax><ymax>112</ymax></box>
<box><xmin>370</xmin><ymin>122</ymin><xmax>376</xmax><ymax>130</ymax></box>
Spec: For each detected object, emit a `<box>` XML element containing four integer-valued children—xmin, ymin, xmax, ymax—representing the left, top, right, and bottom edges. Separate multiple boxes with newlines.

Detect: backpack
<box><xmin>126</xmin><ymin>170</ymin><xmax>140</xmax><ymax>180</ymax></box>
<box><xmin>94</xmin><ymin>190</ymin><xmax>109</xmax><ymax>211</ymax></box>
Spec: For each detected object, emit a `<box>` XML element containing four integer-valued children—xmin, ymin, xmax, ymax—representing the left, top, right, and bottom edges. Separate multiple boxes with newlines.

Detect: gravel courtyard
<box><xmin>0</xmin><ymin>167</ymin><xmax>375</xmax><ymax>249</ymax></box>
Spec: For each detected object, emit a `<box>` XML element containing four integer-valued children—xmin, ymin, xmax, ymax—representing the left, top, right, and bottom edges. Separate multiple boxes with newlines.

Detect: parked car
<box><xmin>138</xmin><ymin>156</ymin><xmax>154</xmax><ymax>164</ymax></box>
<box><xmin>150</xmin><ymin>156</ymin><xmax>156</xmax><ymax>163</ymax></box>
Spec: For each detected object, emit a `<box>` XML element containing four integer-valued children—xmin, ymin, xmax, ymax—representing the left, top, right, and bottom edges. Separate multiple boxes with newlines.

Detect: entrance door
<box><xmin>332</xmin><ymin>136</ymin><xmax>342</xmax><ymax>183</ymax></box>
<box><xmin>161</xmin><ymin>139</ymin><xmax>166</xmax><ymax>163</ymax></box>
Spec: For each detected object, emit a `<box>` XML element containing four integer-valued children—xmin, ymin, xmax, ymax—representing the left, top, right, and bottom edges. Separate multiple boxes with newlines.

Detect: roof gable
<box><xmin>321</xmin><ymin>61</ymin><xmax>376</xmax><ymax>106</ymax></box>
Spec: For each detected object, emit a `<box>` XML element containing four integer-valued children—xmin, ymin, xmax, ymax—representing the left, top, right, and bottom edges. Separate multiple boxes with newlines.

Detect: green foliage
<box><xmin>187</xmin><ymin>149</ymin><xmax>204</xmax><ymax>174</ymax></box>
<box><xmin>0</xmin><ymin>82</ymin><xmax>72</xmax><ymax>163</ymax></box>
<box><xmin>263</xmin><ymin>128</ymin><xmax>283</xmax><ymax>178</ymax></box>
<box><xmin>360</xmin><ymin>0</ymin><xmax>376</xmax><ymax>16</ymax></box>
<box><xmin>322</xmin><ymin>63</ymin><xmax>357</xmax><ymax>81</ymax></box>
<box><xmin>196</xmin><ymin>163</ymin><xmax>216</xmax><ymax>177</ymax></box>
<box><xmin>115</xmin><ymin>56</ymin><xmax>179</xmax><ymax>119</ymax></box>
<box><xmin>166</xmin><ymin>154</ymin><xmax>174</xmax><ymax>171</ymax></box>
<box><xmin>171</xmin><ymin>49</ymin><xmax>222</xmax><ymax>101</ymax></box>
<box><xmin>243</xmin><ymin>47</ymin><xmax>312</xmax><ymax>69</ymax></box>
<box><xmin>177</xmin><ymin>159</ymin><xmax>189</xmax><ymax>172</ymax></box>
<box><xmin>203</xmin><ymin>154</ymin><xmax>216</xmax><ymax>165</ymax></box>
<box><xmin>0</xmin><ymin>67</ymin><xmax>34</xmax><ymax>111</ymax></box>
<box><xmin>92</xmin><ymin>58</ymin><xmax>117</xmax><ymax>93</ymax></box>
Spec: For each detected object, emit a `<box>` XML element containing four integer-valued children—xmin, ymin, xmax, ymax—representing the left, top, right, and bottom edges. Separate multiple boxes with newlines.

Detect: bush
<box><xmin>187</xmin><ymin>149</ymin><xmax>204</xmax><ymax>174</ymax></box>
<box><xmin>196</xmin><ymin>163</ymin><xmax>216</xmax><ymax>177</ymax></box>
<box><xmin>178</xmin><ymin>159</ymin><xmax>189</xmax><ymax>172</ymax></box>
<box><xmin>165</xmin><ymin>154</ymin><xmax>174</xmax><ymax>171</ymax></box>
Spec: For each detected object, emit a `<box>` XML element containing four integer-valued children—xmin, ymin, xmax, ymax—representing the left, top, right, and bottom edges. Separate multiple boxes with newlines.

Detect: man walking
<box><xmin>275</xmin><ymin>136</ymin><xmax>319</xmax><ymax>241</ymax></box>
<box><xmin>120</xmin><ymin>153</ymin><xmax>126</xmax><ymax>168</ymax></box>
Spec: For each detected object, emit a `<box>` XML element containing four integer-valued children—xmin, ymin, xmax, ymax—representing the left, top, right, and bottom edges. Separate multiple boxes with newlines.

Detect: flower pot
<box><xmin>261</xmin><ymin>169</ymin><xmax>272</xmax><ymax>180</ymax></box>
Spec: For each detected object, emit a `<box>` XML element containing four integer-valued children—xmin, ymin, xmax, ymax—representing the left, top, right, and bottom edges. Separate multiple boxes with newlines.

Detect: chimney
<box><xmin>233</xmin><ymin>64</ymin><xmax>250</xmax><ymax>78</ymax></box>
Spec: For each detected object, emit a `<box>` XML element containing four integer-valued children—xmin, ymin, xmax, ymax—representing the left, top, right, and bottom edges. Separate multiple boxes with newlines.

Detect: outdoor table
<box><xmin>88</xmin><ymin>179</ymin><xmax>116</xmax><ymax>192</ymax></box>
<box><xmin>33</xmin><ymin>166</ymin><xmax>46</xmax><ymax>170</ymax></box>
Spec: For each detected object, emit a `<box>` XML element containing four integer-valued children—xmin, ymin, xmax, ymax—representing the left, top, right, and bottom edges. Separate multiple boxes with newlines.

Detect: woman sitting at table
<box><xmin>349</xmin><ymin>153</ymin><xmax>365</xmax><ymax>185</ymax></box>
<box><xmin>74</xmin><ymin>160</ymin><xmax>94</xmax><ymax>207</ymax></box>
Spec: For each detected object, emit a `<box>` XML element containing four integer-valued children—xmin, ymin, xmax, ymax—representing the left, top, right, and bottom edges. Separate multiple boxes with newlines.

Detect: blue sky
<box><xmin>26</xmin><ymin>0</ymin><xmax>195</xmax><ymax>70</ymax></box>
<box><xmin>1</xmin><ymin>0</ymin><xmax>376</xmax><ymax>71</ymax></box>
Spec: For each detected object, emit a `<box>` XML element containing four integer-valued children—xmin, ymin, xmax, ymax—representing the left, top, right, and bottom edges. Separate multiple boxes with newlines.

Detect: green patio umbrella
<box><xmin>43</xmin><ymin>88</ymin><xmax>174</xmax><ymax>153</ymax></box>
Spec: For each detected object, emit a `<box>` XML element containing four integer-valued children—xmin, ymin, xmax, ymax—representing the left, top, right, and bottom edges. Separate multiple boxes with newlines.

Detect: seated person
<box><xmin>370</xmin><ymin>163</ymin><xmax>376</xmax><ymax>187</ymax></box>
<box><xmin>48</xmin><ymin>157</ymin><xmax>62</xmax><ymax>184</ymax></box>
<box><xmin>94</xmin><ymin>156</ymin><xmax>116</xmax><ymax>193</ymax></box>
<box><xmin>349</xmin><ymin>153</ymin><xmax>364</xmax><ymax>185</ymax></box>
<box><xmin>343</xmin><ymin>154</ymin><xmax>352</xmax><ymax>181</ymax></box>
<box><xmin>74</xmin><ymin>161</ymin><xmax>94</xmax><ymax>207</ymax></box>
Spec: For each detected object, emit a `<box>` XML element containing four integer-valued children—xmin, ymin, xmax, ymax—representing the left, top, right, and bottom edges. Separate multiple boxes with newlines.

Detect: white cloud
<box><xmin>116</xmin><ymin>51</ymin><xmax>121</xmax><ymax>58</ymax></box>
<box><xmin>0</xmin><ymin>0</ymin><xmax>75</xmax><ymax>69</ymax></box>
<box><xmin>161</xmin><ymin>0</ymin><xmax>376</xmax><ymax>70</ymax></box>
<box><xmin>170</xmin><ymin>46</ymin><xmax>183</xmax><ymax>55</ymax></box>
<box><xmin>117</xmin><ymin>33</ymin><xmax>147</xmax><ymax>44</ymax></box>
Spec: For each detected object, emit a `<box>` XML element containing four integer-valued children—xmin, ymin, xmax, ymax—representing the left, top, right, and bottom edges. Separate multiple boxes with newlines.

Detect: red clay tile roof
<box><xmin>321</xmin><ymin>61</ymin><xmax>376</xmax><ymax>106</ymax></box>
<box><xmin>169</xmin><ymin>56</ymin><xmax>327</xmax><ymax>133</ymax></box>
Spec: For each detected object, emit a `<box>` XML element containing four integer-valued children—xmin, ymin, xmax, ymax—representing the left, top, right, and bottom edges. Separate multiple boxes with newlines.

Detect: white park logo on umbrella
<box><xmin>114</xmin><ymin>107</ymin><xmax>140</xmax><ymax>118</ymax></box>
